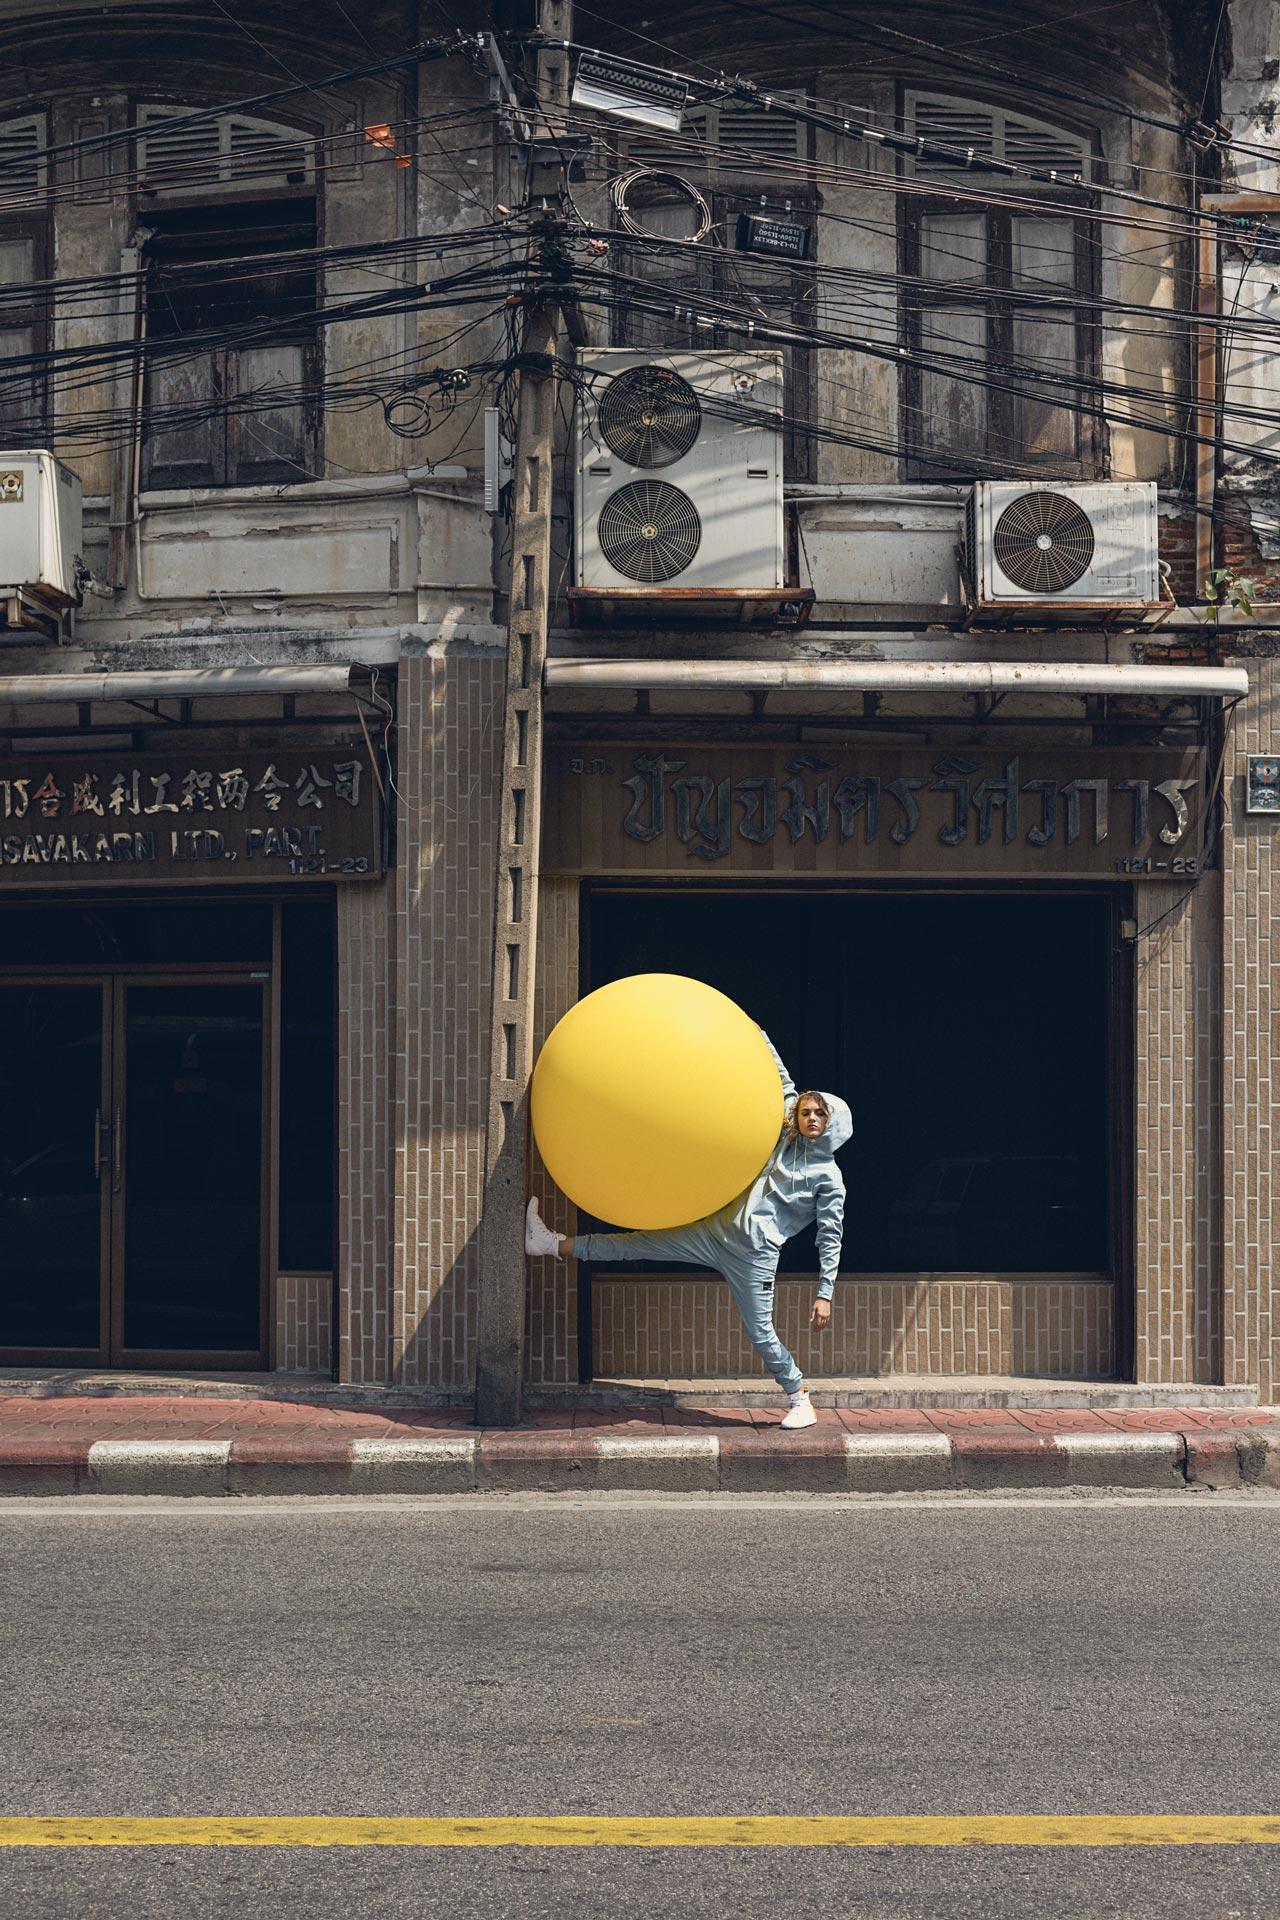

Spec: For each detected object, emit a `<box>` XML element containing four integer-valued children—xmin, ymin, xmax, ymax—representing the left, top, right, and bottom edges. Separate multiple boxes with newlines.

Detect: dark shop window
<box><xmin>587</xmin><ymin>889</ymin><xmax>1111</xmax><ymax>1274</ymax></box>
<box><xmin>0</xmin><ymin>901</ymin><xmax>272</xmax><ymax>965</ymax></box>
<box><xmin>141</xmin><ymin>199</ymin><xmax>319</xmax><ymax>488</ymax></box>
<box><xmin>277</xmin><ymin>899</ymin><xmax>335</xmax><ymax>1272</ymax></box>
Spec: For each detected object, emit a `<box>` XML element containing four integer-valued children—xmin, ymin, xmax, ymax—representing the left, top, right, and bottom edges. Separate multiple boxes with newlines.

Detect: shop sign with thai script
<box><xmin>0</xmin><ymin>752</ymin><xmax>381</xmax><ymax>884</ymax></box>
<box><xmin>544</xmin><ymin>745</ymin><xmax>1204</xmax><ymax>879</ymax></box>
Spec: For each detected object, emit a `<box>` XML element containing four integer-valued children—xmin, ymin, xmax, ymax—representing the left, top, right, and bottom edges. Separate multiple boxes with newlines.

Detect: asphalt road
<box><xmin>2</xmin><ymin>1491</ymin><xmax>1280</xmax><ymax>1918</ymax></box>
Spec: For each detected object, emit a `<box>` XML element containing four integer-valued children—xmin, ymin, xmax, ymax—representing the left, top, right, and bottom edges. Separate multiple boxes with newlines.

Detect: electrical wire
<box><xmin>1</xmin><ymin>24</ymin><xmax>1271</xmax><ymax>514</ymax></box>
<box><xmin>568</xmin><ymin>251</ymin><xmax>1280</xmax><ymax>464</ymax></box>
<box><xmin>0</xmin><ymin>33</ymin><xmax>475</xmax><ymax>179</ymax></box>
<box><xmin>569</xmin><ymin>0</ymin><xmax>1280</xmax><ymax>176</ymax></box>
<box><xmin>0</xmin><ymin>109</ymin><xmax>502</xmax><ymax>219</ymax></box>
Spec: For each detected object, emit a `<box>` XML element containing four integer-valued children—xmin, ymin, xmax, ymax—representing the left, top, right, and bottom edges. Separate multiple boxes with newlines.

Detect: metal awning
<box><xmin>0</xmin><ymin>664</ymin><xmax>368</xmax><ymax>703</ymax></box>
<box><xmin>545</xmin><ymin>660</ymin><xmax>1250</xmax><ymax>699</ymax></box>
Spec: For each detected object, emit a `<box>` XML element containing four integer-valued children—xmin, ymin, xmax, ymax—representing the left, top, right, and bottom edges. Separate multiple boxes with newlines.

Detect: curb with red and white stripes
<box><xmin>2</xmin><ymin>1426</ymin><xmax>1278</xmax><ymax>1495</ymax></box>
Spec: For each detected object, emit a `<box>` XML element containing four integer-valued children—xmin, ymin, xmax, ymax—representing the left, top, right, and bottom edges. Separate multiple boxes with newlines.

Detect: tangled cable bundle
<box><xmin>609</xmin><ymin>166</ymin><xmax>712</xmax><ymax>246</ymax></box>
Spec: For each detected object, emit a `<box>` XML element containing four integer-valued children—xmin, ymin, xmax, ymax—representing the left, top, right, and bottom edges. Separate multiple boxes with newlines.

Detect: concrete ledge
<box><xmin>87</xmin><ymin>1440</ymin><xmax>231</xmax><ymax>1496</ymax></box>
<box><xmin>529</xmin><ymin>1377</ymin><xmax>1266</xmax><ymax>1412</ymax></box>
<box><xmin>844</xmin><ymin>1432</ymin><xmax>953</xmax><ymax>1491</ymax></box>
<box><xmin>348</xmin><ymin>1436</ymin><xmax>476</xmax><ymax>1494</ymax></box>
<box><xmin>592</xmin><ymin>1433</ymin><xmax>719</xmax><ymax>1492</ymax></box>
<box><xmin>2</xmin><ymin>1424</ymin><xmax>1278</xmax><ymax>1497</ymax></box>
<box><xmin>1052</xmin><ymin>1432</ymin><xmax>1184</xmax><ymax>1489</ymax></box>
<box><xmin>1238</xmin><ymin>1432</ymin><xmax>1280</xmax><ymax>1489</ymax></box>
<box><xmin>475</xmin><ymin>1431</ymin><xmax>593</xmax><ymax>1493</ymax></box>
<box><xmin>717</xmin><ymin>1429</ymin><xmax>848</xmax><ymax>1492</ymax></box>
<box><xmin>0</xmin><ymin>1439</ymin><xmax>89</xmax><ymax>1494</ymax></box>
<box><xmin>1185</xmin><ymin>1432</ymin><xmax>1249</xmax><ymax>1489</ymax></box>
<box><xmin>226</xmin><ymin>1438</ymin><xmax>356</xmax><ymax>1495</ymax></box>
<box><xmin>950</xmin><ymin>1433</ymin><xmax>1070</xmax><ymax>1490</ymax></box>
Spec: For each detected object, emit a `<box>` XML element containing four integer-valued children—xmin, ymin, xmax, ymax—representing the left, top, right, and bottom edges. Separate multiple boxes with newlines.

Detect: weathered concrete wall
<box><xmin>1222</xmin><ymin>0</ymin><xmax>1280</xmax><ymax>193</ymax></box>
<box><xmin>1219</xmin><ymin>0</ymin><xmax>1280</xmax><ymax>589</ymax></box>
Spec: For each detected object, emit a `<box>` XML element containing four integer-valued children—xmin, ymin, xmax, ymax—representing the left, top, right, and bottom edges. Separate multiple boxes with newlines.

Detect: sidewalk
<box><xmin>2</xmin><ymin>1390</ymin><xmax>1279</xmax><ymax>1495</ymax></box>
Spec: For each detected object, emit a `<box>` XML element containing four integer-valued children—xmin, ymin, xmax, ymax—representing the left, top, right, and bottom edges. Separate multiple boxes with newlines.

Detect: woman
<box><xmin>525</xmin><ymin>1033</ymin><xmax>851</xmax><ymax>1430</ymax></box>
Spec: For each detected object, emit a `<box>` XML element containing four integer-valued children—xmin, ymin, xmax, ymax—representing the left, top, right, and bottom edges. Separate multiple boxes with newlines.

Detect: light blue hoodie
<box><xmin>716</xmin><ymin>1033</ymin><xmax>853</xmax><ymax>1300</ymax></box>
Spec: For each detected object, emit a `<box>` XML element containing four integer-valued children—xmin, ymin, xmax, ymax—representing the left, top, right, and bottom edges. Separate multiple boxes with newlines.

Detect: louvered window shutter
<box><xmin>904</xmin><ymin>93</ymin><xmax>1090</xmax><ymax>184</ymax></box>
<box><xmin>136</xmin><ymin>105</ymin><xmax>314</xmax><ymax>195</ymax></box>
<box><xmin>692</xmin><ymin>96</ymin><xmax>807</xmax><ymax>185</ymax></box>
<box><xmin>625</xmin><ymin>94</ymin><xmax>807</xmax><ymax>185</ymax></box>
<box><xmin>0</xmin><ymin>114</ymin><xmax>48</xmax><ymax>206</ymax></box>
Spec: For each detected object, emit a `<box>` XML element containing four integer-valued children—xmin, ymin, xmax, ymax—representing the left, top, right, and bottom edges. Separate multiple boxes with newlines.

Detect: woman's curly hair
<box><xmin>786</xmin><ymin>1090</ymin><xmax>832</xmax><ymax>1136</ymax></box>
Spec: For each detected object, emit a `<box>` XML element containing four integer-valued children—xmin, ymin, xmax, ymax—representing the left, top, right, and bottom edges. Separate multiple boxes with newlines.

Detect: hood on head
<box><xmin>792</xmin><ymin>1092</ymin><xmax>852</xmax><ymax>1156</ymax></box>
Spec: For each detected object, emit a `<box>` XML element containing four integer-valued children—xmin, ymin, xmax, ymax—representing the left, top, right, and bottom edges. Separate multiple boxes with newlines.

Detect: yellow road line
<box><xmin>3</xmin><ymin>1817</ymin><xmax>1280</xmax><ymax>1849</ymax></box>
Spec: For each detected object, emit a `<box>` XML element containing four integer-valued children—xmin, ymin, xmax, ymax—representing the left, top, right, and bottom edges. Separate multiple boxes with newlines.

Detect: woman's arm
<box><xmin>813</xmin><ymin>1169</ymin><xmax>845</xmax><ymax>1302</ymax></box>
<box><xmin>758</xmin><ymin>1028</ymin><xmax>797</xmax><ymax>1107</ymax></box>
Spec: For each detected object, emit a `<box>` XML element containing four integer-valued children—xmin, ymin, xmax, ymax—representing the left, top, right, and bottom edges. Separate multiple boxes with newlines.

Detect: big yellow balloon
<box><xmin>531</xmin><ymin>974</ymin><xmax>783</xmax><ymax>1230</ymax></box>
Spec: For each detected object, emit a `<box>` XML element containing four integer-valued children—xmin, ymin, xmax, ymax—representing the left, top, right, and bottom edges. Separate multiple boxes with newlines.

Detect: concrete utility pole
<box><xmin>475</xmin><ymin>0</ymin><xmax>574</xmax><ymax>1426</ymax></box>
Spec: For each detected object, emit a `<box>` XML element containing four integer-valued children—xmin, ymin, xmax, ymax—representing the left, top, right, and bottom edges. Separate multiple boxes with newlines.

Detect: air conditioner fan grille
<box><xmin>992</xmin><ymin>489</ymin><xmax>1095</xmax><ymax>593</ymax></box>
<box><xmin>597</xmin><ymin>479</ymin><xmax>701</xmax><ymax>582</ymax></box>
<box><xmin>597</xmin><ymin>365</ymin><xmax>701</xmax><ymax>468</ymax></box>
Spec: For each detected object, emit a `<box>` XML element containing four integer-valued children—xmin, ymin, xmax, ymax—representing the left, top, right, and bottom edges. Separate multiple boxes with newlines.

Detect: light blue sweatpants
<box><xmin>574</xmin><ymin>1221</ymin><xmax>803</xmax><ymax>1396</ymax></box>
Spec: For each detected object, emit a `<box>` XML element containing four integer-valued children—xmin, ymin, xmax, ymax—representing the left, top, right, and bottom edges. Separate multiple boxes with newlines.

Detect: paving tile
<box><xmin>1096</xmin><ymin>1410</ymin><xmax>1202</xmax><ymax>1431</ymax></box>
<box><xmin>836</xmin><ymin>1408</ymin><xmax>935</xmax><ymax>1432</ymax></box>
<box><xmin>1009</xmin><ymin>1410</ymin><xmax>1112</xmax><ymax>1432</ymax></box>
<box><xmin>570</xmin><ymin>1410</ymin><xmax>663</xmax><ymax>1430</ymax></box>
<box><xmin>924</xmin><ymin>1409</ymin><xmax>1027</xmax><ymax>1430</ymax></box>
<box><xmin>661</xmin><ymin>1405</ymin><xmax>758</xmax><ymax>1429</ymax></box>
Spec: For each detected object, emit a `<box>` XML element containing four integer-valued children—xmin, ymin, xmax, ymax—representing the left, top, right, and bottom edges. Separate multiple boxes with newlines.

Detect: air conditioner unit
<box><xmin>0</xmin><ymin>452</ymin><xmax>83</xmax><ymax>630</ymax></box>
<box><xmin>575</xmin><ymin>350</ymin><xmax>784</xmax><ymax>593</ymax></box>
<box><xmin>964</xmin><ymin>481</ymin><xmax>1160</xmax><ymax>615</ymax></box>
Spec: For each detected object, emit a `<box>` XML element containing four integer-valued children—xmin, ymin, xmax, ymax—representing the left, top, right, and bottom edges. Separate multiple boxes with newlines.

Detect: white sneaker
<box><xmin>525</xmin><ymin>1197</ymin><xmax>561</xmax><ymax>1257</ymax></box>
<box><xmin>780</xmin><ymin>1390</ymin><xmax>817</xmax><ymax>1431</ymax></box>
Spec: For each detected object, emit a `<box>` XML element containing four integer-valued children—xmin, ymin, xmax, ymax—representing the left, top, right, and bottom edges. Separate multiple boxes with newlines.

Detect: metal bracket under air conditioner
<box><xmin>566</xmin><ymin>586</ymin><xmax>814</xmax><ymax>630</ymax></box>
<box><xmin>1</xmin><ymin>585</ymin><xmax>70</xmax><ymax>643</ymax></box>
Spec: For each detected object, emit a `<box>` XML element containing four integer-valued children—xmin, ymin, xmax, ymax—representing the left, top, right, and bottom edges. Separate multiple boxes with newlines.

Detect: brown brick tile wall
<box><xmin>1010</xmin><ymin>1280</ymin><xmax>1114</xmax><ymax>1379</ymax></box>
<box><xmin>337</xmin><ymin>879</ymin><xmax>393</xmax><ymax>1382</ymax></box>
<box><xmin>390</xmin><ymin>653</ymin><xmax>501</xmax><ymax>1390</ymax></box>
<box><xmin>1134</xmin><ymin>888</ymin><xmax>1200</xmax><ymax>1382</ymax></box>
<box><xmin>275</xmin><ymin>1273</ymin><xmax>333</xmax><ymax>1375</ymax></box>
<box><xmin>1193</xmin><ymin>868</ymin><xmax>1225</xmax><ymax>1382</ymax></box>
<box><xmin>525</xmin><ymin>875</ymin><xmax>580</xmax><ymax>1386</ymax></box>
<box><xmin>1221</xmin><ymin>656</ymin><xmax>1279</xmax><ymax>1397</ymax></box>
<box><xmin>592</xmin><ymin>1278</ymin><xmax>1113</xmax><ymax>1380</ymax></box>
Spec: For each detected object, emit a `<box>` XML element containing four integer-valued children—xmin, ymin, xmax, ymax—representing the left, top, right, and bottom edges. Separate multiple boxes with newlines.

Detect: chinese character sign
<box><xmin>0</xmin><ymin>754</ymin><xmax>380</xmax><ymax>884</ymax></box>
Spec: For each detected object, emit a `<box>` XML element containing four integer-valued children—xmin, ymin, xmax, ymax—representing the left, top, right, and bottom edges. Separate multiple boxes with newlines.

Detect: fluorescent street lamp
<box><xmin>570</xmin><ymin>54</ymin><xmax>688</xmax><ymax>132</ymax></box>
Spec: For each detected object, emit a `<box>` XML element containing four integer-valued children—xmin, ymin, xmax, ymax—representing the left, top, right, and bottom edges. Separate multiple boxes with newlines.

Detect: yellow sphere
<box><xmin>531</xmin><ymin>973</ymin><xmax>783</xmax><ymax>1230</ymax></box>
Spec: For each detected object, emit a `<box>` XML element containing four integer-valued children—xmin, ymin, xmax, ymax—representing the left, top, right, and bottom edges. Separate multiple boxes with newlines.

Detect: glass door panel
<box><xmin>118</xmin><ymin>983</ymin><xmax>264</xmax><ymax>1359</ymax></box>
<box><xmin>0</xmin><ymin>986</ymin><xmax>105</xmax><ymax>1355</ymax></box>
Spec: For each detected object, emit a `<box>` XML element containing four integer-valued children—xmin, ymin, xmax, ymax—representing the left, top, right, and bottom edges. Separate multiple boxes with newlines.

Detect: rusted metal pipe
<box><xmin>545</xmin><ymin>659</ymin><xmax>1249</xmax><ymax>698</ymax></box>
<box><xmin>0</xmin><ymin>665</ymin><xmax>362</xmax><ymax>702</ymax></box>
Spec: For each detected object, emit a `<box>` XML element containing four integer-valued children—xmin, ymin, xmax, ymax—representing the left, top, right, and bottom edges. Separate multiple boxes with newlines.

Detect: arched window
<box><xmin>135</xmin><ymin>104</ymin><xmax>314</xmax><ymax>195</ymax></box>
<box><xmin>136</xmin><ymin>106</ymin><xmax>318</xmax><ymax>488</ymax></box>
<box><xmin>899</xmin><ymin>93</ymin><xmax>1099</xmax><ymax>480</ymax></box>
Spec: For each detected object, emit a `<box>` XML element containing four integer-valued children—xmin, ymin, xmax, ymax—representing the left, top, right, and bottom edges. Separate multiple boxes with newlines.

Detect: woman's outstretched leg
<box><xmin>526</xmin><ymin>1197</ymin><xmax>719</xmax><ymax>1268</ymax></box>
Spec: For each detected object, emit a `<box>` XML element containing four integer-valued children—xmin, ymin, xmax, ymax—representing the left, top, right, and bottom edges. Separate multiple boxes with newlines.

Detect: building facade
<box><xmin>0</xmin><ymin>0</ymin><xmax>1278</xmax><ymax>1398</ymax></box>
